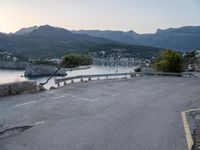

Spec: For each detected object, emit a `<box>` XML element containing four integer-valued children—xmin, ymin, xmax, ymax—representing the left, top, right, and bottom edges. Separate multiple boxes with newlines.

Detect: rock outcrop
<box><xmin>0</xmin><ymin>81</ymin><xmax>37</xmax><ymax>96</ymax></box>
<box><xmin>24</xmin><ymin>65</ymin><xmax>67</xmax><ymax>77</ymax></box>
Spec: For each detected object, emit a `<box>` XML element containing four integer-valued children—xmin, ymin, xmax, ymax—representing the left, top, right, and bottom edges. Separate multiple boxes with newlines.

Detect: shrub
<box><xmin>59</xmin><ymin>54</ymin><xmax>92</xmax><ymax>68</ymax></box>
<box><xmin>153</xmin><ymin>49</ymin><xmax>184</xmax><ymax>73</ymax></box>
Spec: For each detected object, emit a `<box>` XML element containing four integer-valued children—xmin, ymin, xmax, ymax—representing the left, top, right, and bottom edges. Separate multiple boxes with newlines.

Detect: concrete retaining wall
<box><xmin>0</xmin><ymin>81</ymin><xmax>38</xmax><ymax>97</ymax></box>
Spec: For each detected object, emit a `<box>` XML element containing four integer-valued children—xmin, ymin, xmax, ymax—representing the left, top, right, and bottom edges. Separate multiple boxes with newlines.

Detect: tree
<box><xmin>153</xmin><ymin>49</ymin><xmax>184</xmax><ymax>73</ymax></box>
<box><xmin>59</xmin><ymin>54</ymin><xmax>92</xmax><ymax>68</ymax></box>
<box><xmin>40</xmin><ymin>54</ymin><xmax>92</xmax><ymax>87</ymax></box>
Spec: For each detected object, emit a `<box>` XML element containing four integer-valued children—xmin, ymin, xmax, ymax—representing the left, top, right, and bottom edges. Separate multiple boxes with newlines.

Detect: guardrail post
<box><xmin>106</xmin><ymin>75</ymin><xmax>108</xmax><ymax>79</ymax></box>
<box><xmin>81</xmin><ymin>78</ymin><xmax>84</xmax><ymax>82</ymax></box>
<box><xmin>130</xmin><ymin>73</ymin><xmax>133</xmax><ymax>78</ymax></box>
<box><xmin>88</xmin><ymin>77</ymin><xmax>91</xmax><ymax>81</ymax></box>
<box><xmin>57</xmin><ymin>83</ymin><xmax>60</xmax><ymax>87</ymax></box>
<box><xmin>71</xmin><ymin>80</ymin><xmax>74</xmax><ymax>83</ymax></box>
<box><xmin>64</xmin><ymin>82</ymin><xmax>67</xmax><ymax>85</ymax></box>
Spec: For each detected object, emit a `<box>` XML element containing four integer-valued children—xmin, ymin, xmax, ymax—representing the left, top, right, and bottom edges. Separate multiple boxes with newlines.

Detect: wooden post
<box><xmin>71</xmin><ymin>80</ymin><xmax>74</xmax><ymax>83</ymax></box>
<box><xmin>81</xmin><ymin>78</ymin><xmax>84</xmax><ymax>82</ymax></box>
<box><xmin>88</xmin><ymin>77</ymin><xmax>91</xmax><ymax>81</ymax></box>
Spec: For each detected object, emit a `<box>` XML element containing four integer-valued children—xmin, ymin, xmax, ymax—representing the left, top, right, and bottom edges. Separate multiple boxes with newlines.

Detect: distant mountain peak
<box><xmin>0</xmin><ymin>25</ymin><xmax>160</xmax><ymax>59</ymax></box>
<box><xmin>156</xmin><ymin>26</ymin><xmax>200</xmax><ymax>34</ymax></box>
<box><xmin>38</xmin><ymin>24</ymin><xmax>59</xmax><ymax>30</ymax></box>
<box><xmin>15</xmin><ymin>26</ymin><xmax>38</xmax><ymax>35</ymax></box>
<box><xmin>127</xmin><ymin>30</ymin><xmax>136</xmax><ymax>33</ymax></box>
<box><xmin>34</xmin><ymin>25</ymin><xmax>71</xmax><ymax>34</ymax></box>
<box><xmin>74</xmin><ymin>26</ymin><xmax>200</xmax><ymax>51</ymax></box>
<box><xmin>126</xmin><ymin>30</ymin><xmax>138</xmax><ymax>35</ymax></box>
<box><xmin>15</xmin><ymin>25</ymin><xmax>72</xmax><ymax>35</ymax></box>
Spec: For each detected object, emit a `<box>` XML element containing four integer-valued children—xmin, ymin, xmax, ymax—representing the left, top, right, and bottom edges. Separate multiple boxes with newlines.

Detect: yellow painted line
<box><xmin>181</xmin><ymin>111</ymin><xmax>193</xmax><ymax>150</ymax></box>
<box><xmin>181</xmin><ymin>107</ymin><xmax>200</xmax><ymax>150</ymax></box>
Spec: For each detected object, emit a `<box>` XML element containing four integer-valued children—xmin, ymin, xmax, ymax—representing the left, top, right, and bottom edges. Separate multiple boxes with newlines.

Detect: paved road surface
<box><xmin>0</xmin><ymin>77</ymin><xmax>200</xmax><ymax>150</ymax></box>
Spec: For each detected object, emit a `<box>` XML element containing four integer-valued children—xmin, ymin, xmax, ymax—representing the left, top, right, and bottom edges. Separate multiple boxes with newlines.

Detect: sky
<box><xmin>0</xmin><ymin>0</ymin><xmax>200</xmax><ymax>33</ymax></box>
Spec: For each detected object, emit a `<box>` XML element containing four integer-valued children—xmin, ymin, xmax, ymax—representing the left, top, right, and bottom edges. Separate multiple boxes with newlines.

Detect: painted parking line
<box><xmin>14</xmin><ymin>101</ymin><xmax>38</xmax><ymax>107</ymax></box>
<box><xmin>64</xmin><ymin>93</ymin><xmax>98</xmax><ymax>102</ymax></box>
<box><xmin>52</xmin><ymin>95</ymin><xmax>66</xmax><ymax>99</ymax></box>
<box><xmin>34</xmin><ymin>121</ymin><xmax>45</xmax><ymax>125</ymax></box>
<box><xmin>14</xmin><ymin>98</ymin><xmax>45</xmax><ymax>108</ymax></box>
<box><xmin>14</xmin><ymin>93</ymin><xmax>97</xmax><ymax>107</ymax></box>
<box><xmin>181</xmin><ymin>107</ymin><xmax>200</xmax><ymax>150</ymax></box>
<box><xmin>50</xmin><ymin>92</ymin><xmax>98</xmax><ymax>102</ymax></box>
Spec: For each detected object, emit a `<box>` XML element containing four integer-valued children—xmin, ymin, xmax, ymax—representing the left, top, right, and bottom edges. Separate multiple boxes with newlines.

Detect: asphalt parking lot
<box><xmin>0</xmin><ymin>76</ymin><xmax>200</xmax><ymax>150</ymax></box>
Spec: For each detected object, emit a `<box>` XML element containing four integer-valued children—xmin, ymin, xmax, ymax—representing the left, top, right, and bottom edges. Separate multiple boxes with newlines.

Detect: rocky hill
<box><xmin>73</xmin><ymin>26</ymin><xmax>200</xmax><ymax>51</ymax></box>
<box><xmin>0</xmin><ymin>25</ymin><xmax>161</xmax><ymax>59</ymax></box>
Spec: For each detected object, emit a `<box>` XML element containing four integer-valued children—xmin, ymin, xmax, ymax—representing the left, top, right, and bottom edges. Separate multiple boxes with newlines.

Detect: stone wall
<box><xmin>0</xmin><ymin>81</ymin><xmax>38</xmax><ymax>97</ymax></box>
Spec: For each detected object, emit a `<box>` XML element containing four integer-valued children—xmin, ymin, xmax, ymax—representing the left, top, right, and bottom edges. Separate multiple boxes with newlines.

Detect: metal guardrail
<box><xmin>143</xmin><ymin>72</ymin><xmax>199</xmax><ymax>78</ymax></box>
<box><xmin>55</xmin><ymin>72</ymin><xmax>137</xmax><ymax>86</ymax></box>
<box><xmin>55</xmin><ymin>72</ymin><xmax>199</xmax><ymax>87</ymax></box>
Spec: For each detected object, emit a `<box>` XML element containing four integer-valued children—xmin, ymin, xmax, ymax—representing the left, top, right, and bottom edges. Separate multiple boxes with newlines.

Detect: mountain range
<box><xmin>0</xmin><ymin>25</ymin><xmax>199</xmax><ymax>59</ymax></box>
<box><xmin>0</xmin><ymin>25</ymin><xmax>161</xmax><ymax>59</ymax></box>
<box><xmin>15</xmin><ymin>26</ymin><xmax>38</xmax><ymax>35</ymax></box>
<box><xmin>73</xmin><ymin>26</ymin><xmax>200</xmax><ymax>51</ymax></box>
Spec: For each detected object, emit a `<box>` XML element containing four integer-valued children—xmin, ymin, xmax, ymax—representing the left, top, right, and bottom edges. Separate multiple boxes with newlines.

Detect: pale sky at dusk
<box><xmin>0</xmin><ymin>0</ymin><xmax>200</xmax><ymax>33</ymax></box>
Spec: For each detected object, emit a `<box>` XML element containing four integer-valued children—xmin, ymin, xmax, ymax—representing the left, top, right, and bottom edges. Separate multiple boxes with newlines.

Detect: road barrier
<box><xmin>143</xmin><ymin>72</ymin><xmax>199</xmax><ymax>78</ymax></box>
<box><xmin>55</xmin><ymin>72</ymin><xmax>199</xmax><ymax>87</ymax></box>
<box><xmin>55</xmin><ymin>72</ymin><xmax>139</xmax><ymax>87</ymax></box>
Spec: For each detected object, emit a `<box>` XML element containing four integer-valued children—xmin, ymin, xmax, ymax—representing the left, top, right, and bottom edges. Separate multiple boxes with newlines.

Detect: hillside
<box><xmin>0</xmin><ymin>25</ymin><xmax>161</xmax><ymax>59</ymax></box>
<box><xmin>73</xmin><ymin>26</ymin><xmax>200</xmax><ymax>51</ymax></box>
<box><xmin>15</xmin><ymin>26</ymin><xmax>39</xmax><ymax>35</ymax></box>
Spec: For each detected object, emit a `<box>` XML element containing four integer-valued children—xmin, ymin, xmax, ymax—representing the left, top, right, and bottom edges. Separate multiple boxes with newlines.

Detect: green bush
<box><xmin>153</xmin><ymin>49</ymin><xmax>184</xmax><ymax>73</ymax></box>
<box><xmin>59</xmin><ymin>54</ymin><xmax>92</xmax><ymax>68</ymax></box>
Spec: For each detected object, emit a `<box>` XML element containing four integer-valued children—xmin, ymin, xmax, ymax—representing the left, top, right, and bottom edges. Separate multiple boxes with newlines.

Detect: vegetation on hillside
<box><xmin>89</xmin><ymin>44</ymin><xmax>161</xmax><ymax>59</ymax></box>
<box><xmin>153</xmin><ymin>49</ymin><xmax>184</xmax><ymax>73</ymax></box>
